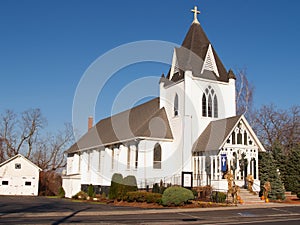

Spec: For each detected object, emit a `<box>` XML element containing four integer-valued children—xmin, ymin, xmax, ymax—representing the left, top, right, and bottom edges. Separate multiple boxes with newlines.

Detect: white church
<box><xmin>63</xmin><ymin>7</ymin><xmax>265</xmax><ymax>198</ymax></box>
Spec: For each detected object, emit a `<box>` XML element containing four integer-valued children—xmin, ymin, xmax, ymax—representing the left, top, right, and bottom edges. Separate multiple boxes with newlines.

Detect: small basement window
<box><xmin>25</xmin><ymin>181</ymin><xmax>31</xmax><ymax>186</ymax></box>
<box><xmin>15</xmin><ymin>163</ymin><xmax>21</xmax><ymax>169</ymax></box>
<box><xmin>2</xmin><ymin>181</ymin><xmax>9</xmax><ymax>185</ymax></box>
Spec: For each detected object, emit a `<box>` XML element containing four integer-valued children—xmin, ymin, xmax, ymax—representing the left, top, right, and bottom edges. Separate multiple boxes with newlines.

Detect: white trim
<box><xmin>68</xmin><ymin>136</ymin><xmax>174</xmax><ymax>154</ymax></box>
<box><xmin>0</xmin><ymin>154</ymin><xmax>42</xmax><ymax>171</ymax></box>
<box><xmin>219</xmin><ymin>115</ymin><xmax>266</xmax><ymax>152</ymax></box>
<box><xmin>201</xmin><ymin>44</ymin><xmax>220</xmax><ymax>77</ymax></box>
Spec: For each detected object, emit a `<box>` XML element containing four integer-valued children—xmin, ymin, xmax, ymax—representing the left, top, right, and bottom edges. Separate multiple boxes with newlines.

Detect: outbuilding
<box><xmin>0</xmin><ymin>154</ymin><xmax>42</xmax><ymax>196</ymax></box>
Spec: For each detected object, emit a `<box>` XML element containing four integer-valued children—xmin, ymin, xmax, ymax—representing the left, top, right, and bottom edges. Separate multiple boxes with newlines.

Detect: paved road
<box><xmin>0</xmin><ymin>196</ymin><xmax>300</xmax><ymax>224</ymax></box>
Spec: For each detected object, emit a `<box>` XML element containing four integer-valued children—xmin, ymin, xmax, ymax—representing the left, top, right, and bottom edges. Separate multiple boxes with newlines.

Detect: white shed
<box><xmin>0</xmin><ymin>154</ymin><xmax>42</xmax><ymax>196</ymax></box>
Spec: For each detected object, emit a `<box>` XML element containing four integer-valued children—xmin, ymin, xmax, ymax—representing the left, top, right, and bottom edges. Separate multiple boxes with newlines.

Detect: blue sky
<box><xmin>0</xmin><ymin>0</ymin><xmax>299</xmax><ymax>134</ymax></box>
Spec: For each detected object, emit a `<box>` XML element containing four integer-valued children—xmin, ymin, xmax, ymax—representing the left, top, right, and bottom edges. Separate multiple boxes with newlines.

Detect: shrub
<box><xmin>87</xmin><ymin>184</ymin><xmax>95</xmax><ymax>198</ymax></box>
<box><xmin>161</xmin><ymin>186</ymin><xmax>194</xmax><ymax>206</ymax></box>
<box><xmin>72</xmin><ymin>191</ymin><xmax>88</xmax><ymax>200</ymax></box>
<box><xmin>152</xmin><ymin>182</ymin><xmax>166</xmax><ymax>194</ymax></box>
<box><xmin>152</xmin><ymin>183</ymin><xmax>160</xmax><ymax>193</ymax></box>
<box><xmin>58</xmin><ymin>186</ymin><xmax>65</xmax><ymax>198</ymax></box>
<box><xmin>191</xmin><ymin>189</ymin><xmax>198</xmax><ymax>198</ymax></box>
<box><xmin>122</xmin><ymin>175</ymin><xmax>138</xmax><ymax>194</ymax></box>
<box><xmin>124</xmin><ymin>191</ymin><xmax>162</xmax><ymax>203</ymax></box>
<box><xmin>211</xmin><ymin>191</ymin><xmax>227</xmax><ymax>203</ymax></box>
<box><xmin>108</xmin><ymin>173</ymin><xmax>123</xmax><ymax>199</ymax></box>
<box><xmin>101</xmin><ymin>192</ymin><xmax>107</xmax><ymax>199</ymax></box>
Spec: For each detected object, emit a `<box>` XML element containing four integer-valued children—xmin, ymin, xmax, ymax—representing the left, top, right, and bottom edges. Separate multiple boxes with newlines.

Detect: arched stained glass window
<box><xmin>202</xmin><ymin>93</ymin><xmax>207</xmax><ymax>117</ymax></box>
<box><xmin>213</xmin><ymin>95</ymin><xmax>218</xmax><ymax>118</ymax></box>
<box><xmin>202</xmin><ymin>86</ymin><xmax>218</xmax><ymax>118</ymax></box>
<box><xmin>174</xmin><ymin>94</ymin><xmax>179</xmax><ymax>116</ymax></box>
<box><xmin>208</xmin><ymin>95</ymin><xmax>212</xmax><ymax>117</ymax></box>
<box><xmin>153</xmin><ymin>143</ymin><xmax>162</xmax><ymax>169</ymax></box>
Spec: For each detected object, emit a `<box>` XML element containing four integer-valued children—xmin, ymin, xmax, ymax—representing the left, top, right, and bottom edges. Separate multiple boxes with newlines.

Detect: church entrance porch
<box><xmin>192</xmin><ymin>148</ymin><xmax>260</xmax><ymax>192</ymax></box>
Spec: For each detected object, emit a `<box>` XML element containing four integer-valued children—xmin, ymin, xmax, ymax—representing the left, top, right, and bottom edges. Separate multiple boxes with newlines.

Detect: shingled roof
<box><xmin>166</xmin><ymin>22</ymin><xmax>229</xmax><ymax>83</ymax></box>
<box><xmin>192</xmin><ymin>115</ymin><xmax>242</xmax><ymax>152</ymax></box>
<box><xmin>67</xmin><ymin>98</ymin><xmax>173</xmax><ymax>154</ymax></box>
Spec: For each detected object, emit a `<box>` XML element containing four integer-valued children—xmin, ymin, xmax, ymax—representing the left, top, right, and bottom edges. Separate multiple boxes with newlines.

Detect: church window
<box><xmin>202</xmin><ymin>87</ymin><xmax>218</xmax><ymax>118</ymax></box>
<box><xmin>135</xmin><ymin>147</ymin><xmax>138</xmax><ymax>169</ymax></box>
<box><xmin>244</xmin><ymin>131</ymin><xmax>248</xmax><ymax>145</ymax></box>
<box><xmin>237</xmin><ymin>132</ymin><xmax>242</xmax><ymax>144</ymax></box>
<box><xmin>208</xmin><ymin>95</ymin><xmax>212</xmax><ymax>117</ymax></box>
<box><xmin>174</xmin><ymin>94</ymin><xmax>179</xmax><ymax>116</ymax></box>
<box><xmin>202</xmin><ymin>94</ymin><xmax>207</xmax><ymax>117</ymax></box>
<box><xmin>153</xmin><ymin>143</ymin><xmax>162</xmax><ymax>169</ymax></box>
<box><xmin>213</xmin><ymin>96</ymin><xmax>218</xmax><ymax>118</ymax></box>
<box><xmin>2</xmin><ymin>181</ymin><xmax>8</xmax><ymax>185</ymax></box>
<box><xmin>232</xmin><ymin>131</ymin><xmax>236</xmax><ymax>144</ymax></box>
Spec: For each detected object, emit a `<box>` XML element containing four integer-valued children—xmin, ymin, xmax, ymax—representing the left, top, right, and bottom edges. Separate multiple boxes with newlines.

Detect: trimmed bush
<box><xmin>211</xmin><ymin>191</ymin><xmax>227</xmax><ymax>203</ymax></box>
<box><xmin>152</xmin><ymin>182</ymin><xmax>167</xmax><ymax>194</ymax></box>
<box><xmin>58</xmin><ymin>186</ymin><xmax>65</xmax><ymax>198</ymax></box>
<box><xmin>122</xmin><ymin>175</ymin><xmax>138</xmax><ymax>193</ymax></box>
<box><xmin>87</xmin><ymin>184</ymin><xmax>95</xmax><ymax>198</ymax></box>
<box><xmin>124</xmin><ymin>191</ymin><xmax>162</xmax><ymax>203</ymax></box>
<box><xmin>161</xmin><ymin>186</ymin><xmax>194</xmax><ymax>206</ymax></box>
<box><xmin>108</xmin><ymin>173</ymin><xmax>123</xmax><ymax>199</ymax></box>
<box><xmin>152</xmin><ymin>183</ymin><xmax>160</xmax><ymax>193</ymax></box>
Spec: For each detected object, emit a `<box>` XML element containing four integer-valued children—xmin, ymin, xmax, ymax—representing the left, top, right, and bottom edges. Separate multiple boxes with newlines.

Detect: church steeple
<box><xmin>166</xmin><ymin>6</ymin><xmax>229</xmax><ymax>83</ymax></box>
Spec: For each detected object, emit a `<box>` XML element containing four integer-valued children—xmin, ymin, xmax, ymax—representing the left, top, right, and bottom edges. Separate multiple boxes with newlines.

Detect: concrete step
<box><xmin>285</xmin><ymin>191</ymin><xmax>298</xmax><ymax>200</ymax></box>
<box><xmin>238</xmin><ymin>188</ymin><xmax>263</xmax><ymax>204</ymax></box>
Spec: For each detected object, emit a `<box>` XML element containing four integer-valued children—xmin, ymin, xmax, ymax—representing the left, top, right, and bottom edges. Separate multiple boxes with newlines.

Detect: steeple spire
<box><xmin>191</xmin><ymin>6</ymin><xmax>200</xmax><ymax>24</ymax></box>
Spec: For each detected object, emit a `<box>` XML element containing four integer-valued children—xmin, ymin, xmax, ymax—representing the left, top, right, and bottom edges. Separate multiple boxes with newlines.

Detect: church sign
<box><xmin>181</xmin><ymin>171</ymin><xmax>193</xmax><ymax>189</ymax></box>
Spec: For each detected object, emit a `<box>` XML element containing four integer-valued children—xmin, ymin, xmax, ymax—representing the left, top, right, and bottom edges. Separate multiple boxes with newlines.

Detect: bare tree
<box><xmin>0</xmin><ymin>109</ymin><xmax>46</xmax><ymax>160</ymax></box>
<box><xmin>252</xmin><ymin>104</ymin><xmax>300</xmax><ymax>152</ymax></box>
<box><xmin>235</xmin><ymin>68</ymin><xmax>254</xmax><ymax>119</ymax></box>
<box><xmin>0</xmin><ymin>109</ymin><xmax>73</xmax><ymax>171</ymax></box>
<box><xmin>33</xmin><ymin>123</ymin><xmax>74</xmax><ymax>171</ymax></box>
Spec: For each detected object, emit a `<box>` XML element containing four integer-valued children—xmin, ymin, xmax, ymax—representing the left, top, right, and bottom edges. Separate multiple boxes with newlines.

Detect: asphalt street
<box><xmin>0</xmin><ymin>196</ymin><xmax>299</xmax><ymax>224</ymax></box>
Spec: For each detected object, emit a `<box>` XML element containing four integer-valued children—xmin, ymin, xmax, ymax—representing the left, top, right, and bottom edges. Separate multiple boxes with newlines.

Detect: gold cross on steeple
<box><xmin>191</xmin><ymin>6</ymin><xmax>200</xmax><ymax>24</ymax></box>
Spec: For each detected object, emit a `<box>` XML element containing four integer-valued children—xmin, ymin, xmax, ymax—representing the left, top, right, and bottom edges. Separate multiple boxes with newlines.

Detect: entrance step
<box><xmin>238</xmin><ymin>188</ymin><xmax>264</xmax><ymax>204</ymax></box>
<box><xmin>285</xmin><ymin>191</ymin><xmax>298</xmax><ymax>200</ymax></box>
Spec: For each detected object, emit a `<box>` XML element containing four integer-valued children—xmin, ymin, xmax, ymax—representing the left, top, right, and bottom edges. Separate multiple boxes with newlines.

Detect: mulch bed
<box><xmin>112</xmin><ymin>200</ymin><xmax>231</xmax><ymax>209</ymax></box>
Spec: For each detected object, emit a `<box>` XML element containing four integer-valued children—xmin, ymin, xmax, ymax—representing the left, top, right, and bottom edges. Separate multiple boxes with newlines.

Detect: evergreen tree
<box><xmin>272</xmin><ymin>143</ymin><xmax>288</xmax><ymax>189</ymax></box>
<box><xmin>258</xmin><ymin>152</ymin><xmax>285</xmax><ymax>200</ymax></box>
<box><xmin>285</xmin><ymin>144</ymin><xmax>300</xmax><ymax>194</ymax></box>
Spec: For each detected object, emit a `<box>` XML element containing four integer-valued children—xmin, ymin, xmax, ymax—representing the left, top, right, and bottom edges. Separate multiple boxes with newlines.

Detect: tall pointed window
<box><xmin>208</xmin><ymin>95</ymin><xmax>212</xmax><ymax>117</ymax></box>
<box><xmin>202</xmin><ymin>86</ymin><xmax>218</xmax><ymax>118</ymax></box>
<box><xmin>174</xmin><ymin>94</ymin><xmax>179</xmax><ymax>116</ymax></box>
<box><xmin>202</xmin><ymin>94</ymin><xmax>207</xmax><ymax>117</ymax></box>
<box><xmin>232</xmin><ymin>131</ymin><xmax>236</xmax><ymax>144</ymax></box>
<box><xmin>244</xmin><ymin>131</ymin><xmax>248</xmax><ymax>145</ymax></box>
<box><xmin>213</xmin><ymin>96</ymin><xmax>218</xmax><ymax>118</ymax></box>
<box><xmin>237</xmin><ymin>132</ymin><xmax>242</xmax><ymax>144</ymax></box>
<box><xmin>153</xmin><ymin>143</ymin><xmax>162</xmax><ymax>169</ymax></box>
